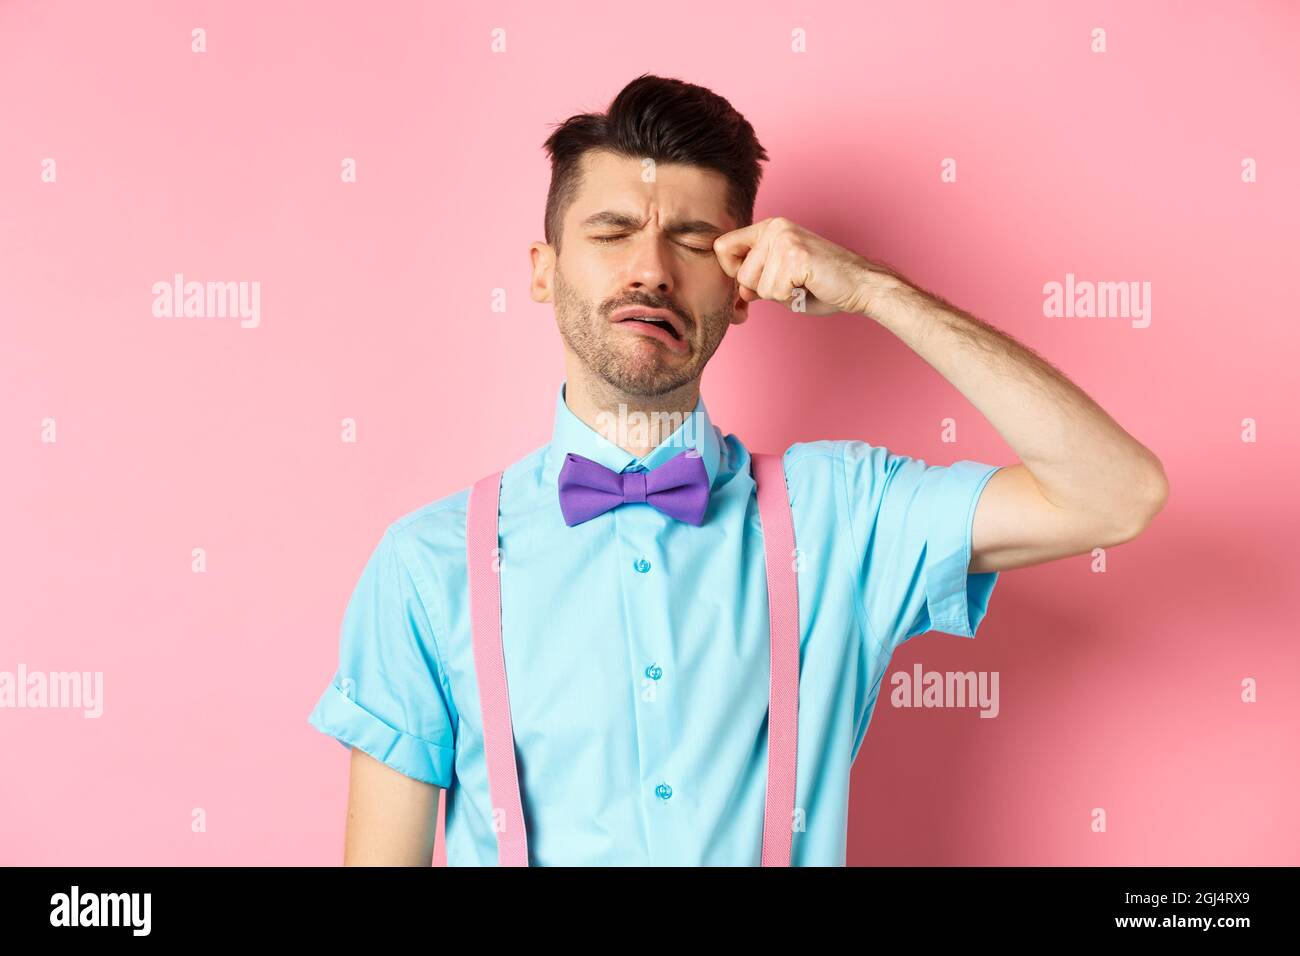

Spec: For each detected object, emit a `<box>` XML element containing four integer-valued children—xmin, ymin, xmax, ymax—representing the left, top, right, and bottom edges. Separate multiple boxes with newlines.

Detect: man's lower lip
<box><xmin>615</xmin><ymin>320</ymin><xmax>688</xmax><ymax>353</ymax></box>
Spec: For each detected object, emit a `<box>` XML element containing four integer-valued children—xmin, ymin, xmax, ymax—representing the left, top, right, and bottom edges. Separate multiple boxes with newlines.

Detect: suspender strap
<box><xmin>466</xmin><ymin>470</ymin><xmax>529</xmax><ymax>866</ymax></box>
<box><xmin>750</xmin><ymin>451</ymin><xmax>800</xmax><ymax>867</ymax></box>
<box><xmin>466</xmin><ymin>451</ymin><xmax>800</xmax><ymax>866</ymax></box>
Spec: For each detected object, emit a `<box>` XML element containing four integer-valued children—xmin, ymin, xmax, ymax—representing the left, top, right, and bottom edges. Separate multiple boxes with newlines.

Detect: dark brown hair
<box><xmin>541</xmin><ymin>74</ymin><xmax>769</xmax><ymax>252</ymax></box>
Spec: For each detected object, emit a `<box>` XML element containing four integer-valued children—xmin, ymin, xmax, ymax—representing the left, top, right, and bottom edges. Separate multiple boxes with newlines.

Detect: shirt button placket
<box><xmin>622</xmin><ymin>467</ymin><xmax>676</xmax><ymax>861</ymax></box>
<box><xmin>634</xmin><ymin>547</ymin><xmax>670</xmax><ymax>828</ymax></box>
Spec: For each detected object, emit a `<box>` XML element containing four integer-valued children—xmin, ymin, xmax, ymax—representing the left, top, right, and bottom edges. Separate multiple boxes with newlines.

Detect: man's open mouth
<box><xmin>608</xmin><ymin>306</ymin><xmax>689</xmax><ymax>353</ymax></box>
<box><xmin>619</xmin><ymin>315</ymin><xmax>681</xmax><ymax>340</ymax></box>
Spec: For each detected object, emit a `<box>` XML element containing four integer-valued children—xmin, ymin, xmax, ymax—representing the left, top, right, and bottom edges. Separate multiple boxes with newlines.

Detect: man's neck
<box><xmin>563</xmin><ymin>368</ymin><xmax>701</xmax><ymax>460</ymax></box>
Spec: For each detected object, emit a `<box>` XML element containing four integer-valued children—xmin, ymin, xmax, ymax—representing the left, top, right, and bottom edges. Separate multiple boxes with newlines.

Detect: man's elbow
<box><xmin>1111</xmin><ymin>459</ymin><xmax>1170</xmax><ymax>544</ymax></box>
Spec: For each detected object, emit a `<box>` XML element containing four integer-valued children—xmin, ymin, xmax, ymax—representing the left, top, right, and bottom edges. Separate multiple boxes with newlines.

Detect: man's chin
<box><xmin>601</xmin><ymin>361</ymin><xmax>696</xmax><ymax>398</ymax></box>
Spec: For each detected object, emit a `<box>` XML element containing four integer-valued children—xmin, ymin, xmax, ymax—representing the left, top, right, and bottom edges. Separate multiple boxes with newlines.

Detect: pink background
<box><xmin>2</xmin><ymin>0</ymin><xmax>1297</xmax><ymax>866</ymax></box>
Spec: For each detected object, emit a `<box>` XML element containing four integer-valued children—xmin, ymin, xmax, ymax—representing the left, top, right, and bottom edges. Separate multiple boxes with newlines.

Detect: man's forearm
<box><xmin>858</xmin><ymin>269</ymin><xmax>1169</xmax><ymax>530</ymax></box>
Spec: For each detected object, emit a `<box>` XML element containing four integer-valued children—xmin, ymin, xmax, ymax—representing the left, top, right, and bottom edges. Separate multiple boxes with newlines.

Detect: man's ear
<box><xmin>529</xmin><ymin>241</ymin><xmax>555</xmax><ymax>303</ymax></box>
<box><xmin>729</xmin><ymin>280</ymin><xmax>751</xmax><ymax>325</ymax></box>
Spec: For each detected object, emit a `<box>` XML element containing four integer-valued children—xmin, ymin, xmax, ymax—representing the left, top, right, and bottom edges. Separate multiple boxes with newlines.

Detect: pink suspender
<box><xmin>750</xmin><ymin>451</ymin><xmax>801</xmax><ymax>866</ymax></box>
<box><xmin>465</xmin><ymin>451</ymin><xmax>800</xmax><ymax>866</ymax></box>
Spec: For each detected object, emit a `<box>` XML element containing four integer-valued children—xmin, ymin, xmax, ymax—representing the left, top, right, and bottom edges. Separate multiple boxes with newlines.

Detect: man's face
<box><xmin>531</xmin><ymin>149</ymin><xmax>747</xmax><ymax>397</ymax></box>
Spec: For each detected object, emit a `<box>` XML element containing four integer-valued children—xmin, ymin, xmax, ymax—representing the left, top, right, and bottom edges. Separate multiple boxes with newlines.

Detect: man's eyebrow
<box><xmin>579</xmin><ymin>211</ymin><xmax>724</xmax><ymax>237</ymax></box>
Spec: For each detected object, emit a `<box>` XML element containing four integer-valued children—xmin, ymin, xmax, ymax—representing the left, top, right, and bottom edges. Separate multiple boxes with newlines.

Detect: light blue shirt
<box><xmin>309</xmin><ymin>380</ymin><xmax>1003</xmax><ymax>865</ymax></box>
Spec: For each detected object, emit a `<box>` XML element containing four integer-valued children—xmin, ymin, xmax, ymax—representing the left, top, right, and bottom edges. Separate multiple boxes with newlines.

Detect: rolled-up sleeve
<box><xmin>840</xmin><ymin>440</ymin><xmax>1003</xmax><ymax>654</ymax></box>
<box><xmin>308</xmin><ymin>525</ymin><xmax>457</xmax><ymax>788</ymax></box>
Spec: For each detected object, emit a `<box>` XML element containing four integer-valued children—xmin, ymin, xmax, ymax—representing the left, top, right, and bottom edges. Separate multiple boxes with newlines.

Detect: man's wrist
<box><xmin>854</xmin><ymin>266</ymin><xmax>911</xmax><ymax>326</ymax></box>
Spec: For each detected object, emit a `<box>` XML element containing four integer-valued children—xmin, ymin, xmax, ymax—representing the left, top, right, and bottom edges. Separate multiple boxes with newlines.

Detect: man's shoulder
<box><xmin>739</xmin><ymin>439</ymin><xmax>849</xmax><ymax>517</ymax></box>
<box><xmin>384</xmin><ymin>443</ymin><xmax>549</xmax><ymax>548</ymax></box>
<box><xmin>779</xmin><ymin>438</ymin><xmax>918</xmax><ymax>475</ymax></box>
<box><xmin>765</xmin><ymin>438</ymin><xmax>913</xmax><ymax>507</ymax></box>
<box><xmin>767</xmin><ymin>438</ymin><xmax>857</xmax><ymax>483</ymax></box>
<box><xmin>780</xmin><ymin>438</ymin><xmax>847</xmax><ymax>465</ymax></box>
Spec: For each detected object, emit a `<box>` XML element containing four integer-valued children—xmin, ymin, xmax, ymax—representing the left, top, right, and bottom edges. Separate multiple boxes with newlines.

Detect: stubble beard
<box><xmin>552</xmin><ymin>265</ymin><xmax>731</xmax><ymax>399</ymax></box>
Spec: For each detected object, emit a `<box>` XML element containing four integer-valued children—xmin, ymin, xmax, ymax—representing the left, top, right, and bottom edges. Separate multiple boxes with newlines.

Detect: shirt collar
<box><xmin>542</xmin><ymin>380</ymin><xmax>722</xmax><ymax>489</ymax></box>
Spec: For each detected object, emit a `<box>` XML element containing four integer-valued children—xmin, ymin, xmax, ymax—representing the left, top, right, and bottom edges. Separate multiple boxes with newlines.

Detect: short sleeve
<box><xmin>840</xmin><ymin>440</ymin><xmax>1003</xmax><ymax>654</ymax></box>
<box><xmin>307</xmin><ymin>525</ymin><xmax>457</xmax><ymax>788</ymax></box>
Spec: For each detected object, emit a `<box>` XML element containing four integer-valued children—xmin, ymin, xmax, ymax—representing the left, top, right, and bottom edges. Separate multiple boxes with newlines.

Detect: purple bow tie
<box><xmin>557</xmin><ymin>449</ymin><xmax>710</xmax><ymax>527</ymax></box>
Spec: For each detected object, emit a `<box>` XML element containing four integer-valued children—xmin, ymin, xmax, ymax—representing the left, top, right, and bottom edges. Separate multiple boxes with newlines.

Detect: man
<box><xmin>308</xmin><ymin>74</ymin><xmax>1168</xmax><ymax>866</ymax></box>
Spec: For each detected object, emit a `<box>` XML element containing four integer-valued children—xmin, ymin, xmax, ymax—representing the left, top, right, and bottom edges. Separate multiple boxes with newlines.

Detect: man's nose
<box><xmin>624</xmin><ymin>234</ymin><xmax>674</xmax><ymax>294</ymax></box>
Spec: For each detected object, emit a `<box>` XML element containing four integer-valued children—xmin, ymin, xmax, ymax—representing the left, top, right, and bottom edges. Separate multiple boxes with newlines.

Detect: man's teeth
<box><xmin>625</xmin><ymin>316</ymin><xmax>677</xmax><ymax>337</ymax></box>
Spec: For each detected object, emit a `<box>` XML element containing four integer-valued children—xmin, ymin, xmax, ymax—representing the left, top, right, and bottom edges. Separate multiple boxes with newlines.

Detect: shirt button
<box><xmin>655</xmin><ymin>783</ymin><xmax>672</xmax><ymax>800</ymax></box>
<box><xmin>633</xmin><ymin>557</ymin><xmax>651</xmax><ymax>574</ymax></box>
<box><xmin>645</xmin><ymin>663</ymin><xmax>662</xmax><ymax>680</ymax></box>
